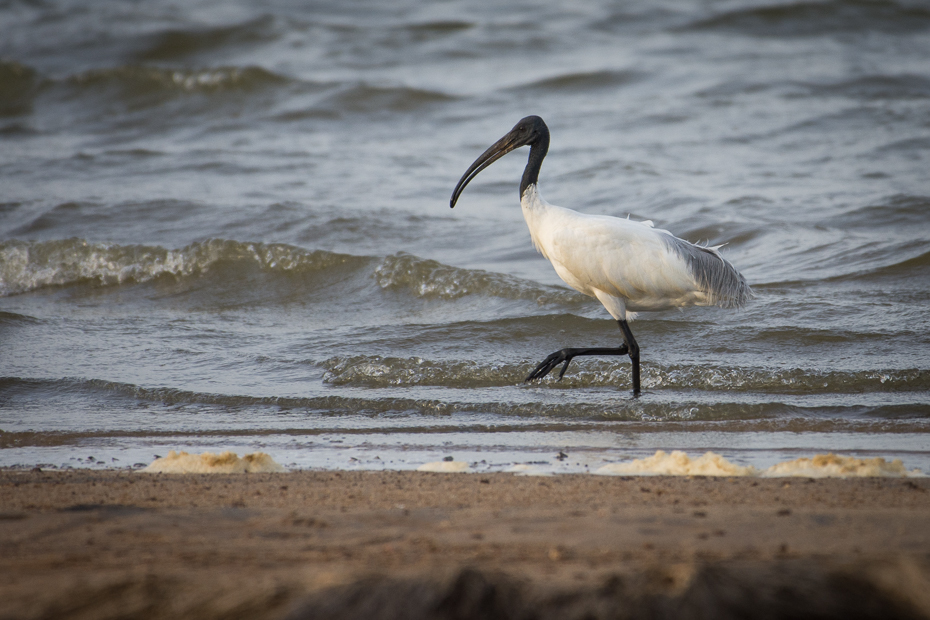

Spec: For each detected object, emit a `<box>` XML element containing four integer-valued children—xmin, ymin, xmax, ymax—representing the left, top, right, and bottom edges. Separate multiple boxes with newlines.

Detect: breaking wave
<box><xmin>67</xmin><ymin>65</ymin><xmax>291</xmax><ymax>95</ymax></box>
<box><xmin>3</xmin><ymin>376</ymin><xmax>928</xmax><ymax>438</ymax></box>
<box><xmin>321</xmin><ymin>355</ymin><xmax>930</xmax><ymax>393</ymax></box>
<box><xmin>0</xmin><ymin>238</ymin><xmax>588</xmax><ymax>306</ymax></box>
<box><xmin>0</xmin><ymin>60</ymin><xmax>40</xmax><ymax>116</ymax></box>
<box><xmin>685</xmin><ymin>0</ymin><xmax>930</xmax><ymax>37</ymax></box>
<box><xmin>374</xmin><ymin>252</ymin><xmax>585</xmax><ymax>303</ymax></box>
<box><xmin>0</xmin><ymin>238</ymin><xmax>361</xmax><ymax>296</ymax></box>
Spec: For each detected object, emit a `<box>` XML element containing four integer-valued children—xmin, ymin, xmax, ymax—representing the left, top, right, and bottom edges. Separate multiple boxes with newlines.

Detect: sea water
<box><xmin>1</xmin><ymin>0</ymin><xmax>929</xmax><ymax>474</ymax></box>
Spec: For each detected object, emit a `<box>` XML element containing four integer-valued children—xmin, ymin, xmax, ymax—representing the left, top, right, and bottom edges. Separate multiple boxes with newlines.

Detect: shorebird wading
<box><xmin>450</xmin><ymin>116</ymin><xmax>752</xmax><ymax>395</ymax></box>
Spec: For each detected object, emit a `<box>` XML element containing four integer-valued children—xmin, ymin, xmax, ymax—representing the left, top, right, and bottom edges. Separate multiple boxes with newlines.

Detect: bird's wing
<box><xmin>540</xmin><ymin>210</ymin><xmax>751</xmax><ymax>309</ymax></box>
<box><xmin>542</xmin><ymin>212</ymin><xmax>692</xmax><ymax>301</ymax></box>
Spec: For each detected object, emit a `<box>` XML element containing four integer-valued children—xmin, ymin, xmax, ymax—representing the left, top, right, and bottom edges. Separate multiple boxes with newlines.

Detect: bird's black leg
<box><xmin>525</xmin><ymin>319</ymin><xmax>641</xmax><ymax>395</ymax></box>
<box><xmin>524</xmin><ymin>344</ymin><xmax>629</xmax><ymax>383</ymax></box>
<box><xmin>617</xmin><ymin>319</ymin><xmax>640</xmax><ymax>395</ymax></box>
<box><xmin>525</xmin><ymin>345</ymin><xmax>630</xmax><ymax>383</ymax></box>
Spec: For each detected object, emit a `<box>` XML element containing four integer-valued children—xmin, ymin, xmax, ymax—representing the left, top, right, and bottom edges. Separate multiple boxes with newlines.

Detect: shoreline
<box><xmin>2</xmin><ymin>469</ymin><xmax>930</xmax><ymax>619</ymax></box>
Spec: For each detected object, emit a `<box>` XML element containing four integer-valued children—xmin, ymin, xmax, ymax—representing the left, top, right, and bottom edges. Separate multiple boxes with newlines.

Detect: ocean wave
<box><xmin>826</xmin><ymin>248</ymin><xmax>930</xmax><ymax>283</ymax></box>
<box><xmin>322</xmin><ymin>355</ymin><xmax>930</xmax><ymax>393</ymax></box>
<box><xmin>0</xmin><ymin>238</ymin><xmax>361</xmax><ymax>297</ymax></box>
<box><xmin>749</xmin><ymin>199</ymin><xmax>930</xmax><ymax>285</ymax></box>
<box><xmin>373</xmin><ymin>252</ymin><xmax>585</xmax><ymax>303</ymax></box>
<box><xmin>509</xmin><ymin>69</ymin><xmax>644</xmax><ymax>93</ymax></box>
<box><xmin>704</xmin><ymin>75</ymin><xmax>930</xmax><ymax>102</ymax></box>
<box><xmin>323</xmin><ymin>356</ymin><xmax>527</xmax><ymax>388</ymax></box>
<box><xmin>2</xmin><ymin>412</ymin><xmax>929</xmax><ymax>453</ymax></box>
<box><xmin>400</xmin><ymin>20</ymin><xmax>474</xmax><ymax>36</ymax></box>
<box><xmin>876</xmin><ymin>137</ymin><xmax>930</xmax><ymax>153</ymax></box>
<box><xmin>320</xmin><ymin>83</ymin><xmax>457</xmax><ymax>114</ymax></box>
<box><xmin>0</xmin><ymin>238</ymin><xmax>587</xmax><ymax>305</ymax></box>
<box><xmin>0</xmin><ymin>60</ymin><xmax>40</xmax><ymax>117</ymax></box>
<box><xmin>133</xmin><ymin>15</ymin><xmax>280</xmax><ymax>62</ymax></box>
<box><xmin>4</xmin><ymin>376</ymin><xmax>928</xmax><ymax>431</ymax></box>
<box><xmin>804</xmin><ymin>75</ymin><xmax>930</xmax><ymax>100</ymax></box>
<box><xmin>822</xmin><ymin>195</ymin><xmax>930</xmax><ymax>229</ymax></box>
<box><xmin>684</xmin><ymin>0</ymin><xmax>930</xmax><ymax>37</ymax></box>
<box><xmin>66</xmin><ymin>65</ymin><xmax>290</xmax><ymax>96</ymax></box>
<box><xmin>0</xmin><ymin>310</ymin><xmax>41</xmax><ymax>325</ymax></box>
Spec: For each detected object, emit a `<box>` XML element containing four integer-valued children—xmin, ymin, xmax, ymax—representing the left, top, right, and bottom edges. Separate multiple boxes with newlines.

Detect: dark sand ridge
<box><xmin>2</xmin><ymin>469</ymin><xmax>930</xmax><ymax>619</ymax></box>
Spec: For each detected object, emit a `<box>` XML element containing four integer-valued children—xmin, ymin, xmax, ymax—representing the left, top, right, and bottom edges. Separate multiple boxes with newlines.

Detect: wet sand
<box><xmin>2</xmin><ymin>469</ymin><xmax>930</xmax><ymax>619</ymax></box>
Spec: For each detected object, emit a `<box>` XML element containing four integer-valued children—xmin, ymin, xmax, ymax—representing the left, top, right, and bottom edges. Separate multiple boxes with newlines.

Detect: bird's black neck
<box><xmin>520</xmin><ymin>129</ymin><xmax>549</xmax><ymax>198</ymax></box>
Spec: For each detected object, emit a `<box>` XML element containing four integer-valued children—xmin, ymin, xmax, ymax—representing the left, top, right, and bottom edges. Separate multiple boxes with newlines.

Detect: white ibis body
<box><xmin>450</xmin><ymin>116</ymin><xmax>751</xmax><ymax>395</ymax></box>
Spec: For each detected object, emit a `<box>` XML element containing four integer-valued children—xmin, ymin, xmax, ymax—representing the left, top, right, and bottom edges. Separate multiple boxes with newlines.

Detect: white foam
<box><xmin>596</xmin><ymin>450</ymin><xmax>924</xmax><ymax>478</ymax></box>
<box><xmin>417</xmin><ymin>461</ymin><xmax>470</xmax><ymax>473</ymax></box>
<box><xmin>143</xmin><ymin>450</ymin><xmax>285</xmax><ymax>474</ymax></box>
<box><xmin>505</xmin><ymin>464</ymin><xmax>553</xmax><ymax>476</ymax></box>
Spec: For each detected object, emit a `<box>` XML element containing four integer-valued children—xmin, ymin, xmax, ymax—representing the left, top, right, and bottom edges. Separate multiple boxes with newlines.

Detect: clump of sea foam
<box><xmin>596</xmin><ymin>450</ymin><xmax>758</xmax><ymax>476</ymax></box>
<box><xmin>596</xmin><ymin>450</ymin><xmax>923</xmax><ymax>478</ymax></box>
<box><xmin>143</xmin><ymin>450</ymin><xmax>284</xmax><ymax>474</ymax></box>
<box><xmin>417</xmin><ymin>461</ymin><xmax>470</xmax><ymax>473</ymax></box>
<box><xmin>763</xmin><ymin>453</ymin><xmax>918</xmax><ymax>478</ymax></box>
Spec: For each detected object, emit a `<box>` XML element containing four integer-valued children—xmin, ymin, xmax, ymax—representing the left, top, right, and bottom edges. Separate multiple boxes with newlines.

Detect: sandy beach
<box><xmin>2</xmin><ymin>469</ymin><xmax>929</xmax><ymax>619</ymax></box>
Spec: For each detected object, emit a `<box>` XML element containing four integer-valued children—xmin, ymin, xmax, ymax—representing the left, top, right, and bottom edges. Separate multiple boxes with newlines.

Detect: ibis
<box><xmin>450</xmin><ymin>116</ymin><xmax>751</xmax><ymax>395</ymax></box>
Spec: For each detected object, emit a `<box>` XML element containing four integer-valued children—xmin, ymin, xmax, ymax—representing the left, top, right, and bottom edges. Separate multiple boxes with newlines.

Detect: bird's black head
<box><xmin>507</xmin><ymin>115</ymin><xmax>548</xmax><ymax>148</ymax></box>
<box><xmin>450</xmin><ymin>115</ymin><xmax>550</xmax><ymax>208</ymax></box>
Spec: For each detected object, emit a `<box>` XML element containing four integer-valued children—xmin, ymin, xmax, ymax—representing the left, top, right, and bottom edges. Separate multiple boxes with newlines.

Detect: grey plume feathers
<box><xmin>664</xmin><ymin>235</ymin><xmax>753</xmax><ymax>309</ymax></box>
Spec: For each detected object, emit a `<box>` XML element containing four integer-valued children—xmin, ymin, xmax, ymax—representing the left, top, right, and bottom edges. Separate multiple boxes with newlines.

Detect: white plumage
<box><xmin>450</xmin><ymin>116</ymin><xmax>751</xmax><ymax>394</ymax></box>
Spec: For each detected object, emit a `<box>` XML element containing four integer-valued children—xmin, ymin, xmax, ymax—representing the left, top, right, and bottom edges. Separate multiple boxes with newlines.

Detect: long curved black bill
<box><xmin>450</xmin><ymin>131</ymin><xmax>525</xmax><ymax>208</ymax></box>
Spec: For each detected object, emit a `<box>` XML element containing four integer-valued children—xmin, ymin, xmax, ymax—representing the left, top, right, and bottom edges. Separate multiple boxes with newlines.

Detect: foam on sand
<box><xmin>417</xmin><ymin>461</ymin><xmax>470</xmax><ymax>473</ymax></box>
<box><xmin>143</xmin><ymin>450</ymin><xmax>285</xmax><ymax>474</ymax></box>
<box><xmin>505</xmin><ymin>464</ymin><xmax>553</xmax><ymax>477</ymax></box>
<box><xmin>763</xmin><ymin>453</ymin><xmax>920</xmax><ymax>478</ymax></box>
<box><xmin>596</xmin><ymin>450</ymin><xmax>923</xmax><ymax>478</ymax></box>
<box><xmin>596</xmin><ymin>450</ymin><xmax>758</xmax><ymax>477</ymax></box>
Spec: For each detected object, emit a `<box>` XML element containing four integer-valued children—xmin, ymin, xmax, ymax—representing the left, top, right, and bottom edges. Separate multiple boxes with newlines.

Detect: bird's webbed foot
<box><xmin>525</xmin><ymin>348</ymin><xmax>577</xmax><ymax>382</ymax></box>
